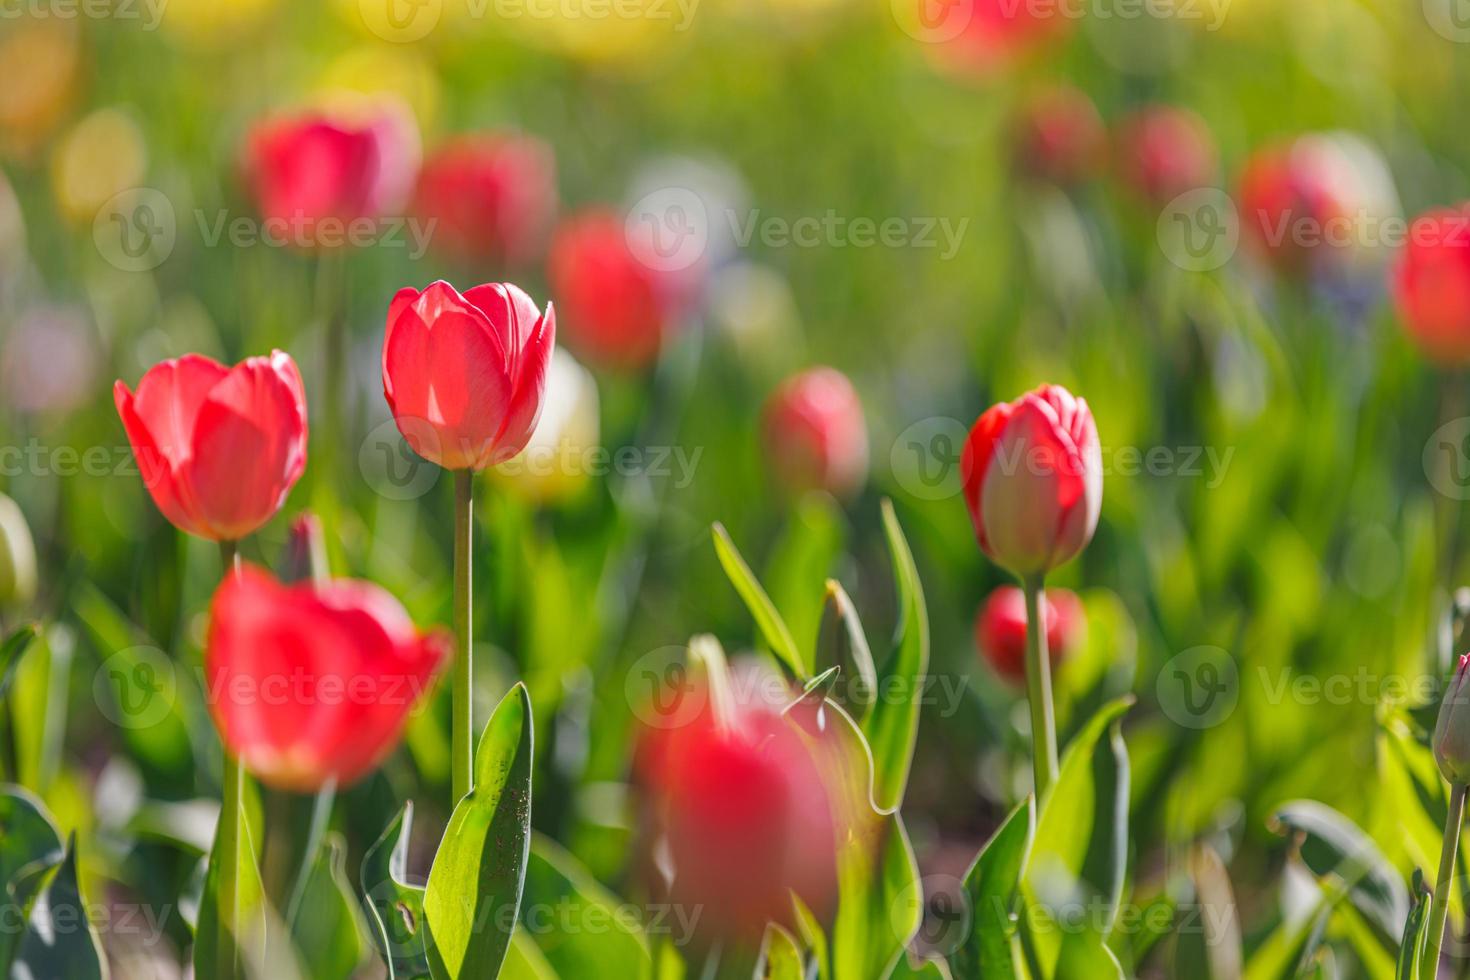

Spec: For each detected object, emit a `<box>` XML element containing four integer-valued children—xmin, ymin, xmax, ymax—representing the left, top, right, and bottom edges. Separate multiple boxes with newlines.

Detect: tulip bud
<box><xmin>381</xmin><ymin>280</ymin><xmax>556</xmax><ymax>472</ymax></box>
<box><xmin>413</xmin><ymin>133</ymin><xmax>557</xmax><ymax>267</ymax></box>
<box><xmin>0</xmin><ymin>492</ymin><xmax>37</xmax><ymax>607</ymax></box>
<box><xmin>491</xmin><ymin>349</ymin><xmax>599</xmax><ymax>504</ymax></box>
<box><xmin>974</xmin><ymin>585</ymin><xmax>1082</xmax><ymax>684</ymax></box>
<box><xmin>761</xmin><ymin>367</ymin><xmax>869</xmax><ymax>499</ymax></box>
<box><xmin>1114</xmin><ymin>105</ymin><xmax>1217</xmax><ymax>205</ymax></box>
<box><xmin>206</xmin><ymin>564</ymin><xmax>449</xmax><ymax>791</ymax></box>
<box><xmin>114</xmin><ymin>351</ymin><xmax>308</xmax><ymax>542</ymax></box>
<box><xmin>280</xmin><ymin>512</ymin><xmax>328</xmax><ymax>585</ymax></box>
<box><xmin>1435</xmin><ymin>654</ymin><xmax>1470</xmax><ymax>784</ymax></box>
<box><xmin>1393</xmin><ymin>206</ymin><xmax>1470</xmax><ymax>364</ymax></box>
<box><xmin>961</xmin><ymin>384</ymin><xmax>1102</xmax><ymax>579</ymax></box>
<box><xmin>1014</xmin><ymin>86</ymin><xmax>1106</xmax><ymax>187</ymax></box>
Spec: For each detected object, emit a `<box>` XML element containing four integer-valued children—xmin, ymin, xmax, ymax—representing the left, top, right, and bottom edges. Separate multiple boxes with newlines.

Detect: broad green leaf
<box><xmin>11</xmin><ymin>835</ymin><xmax>106</xmax><ymax>980</ymax></box>
<box><xmin>766</xmin><ymin>494</ymin><xmax>846</xmax><ymax>660</ymax></box>
<box><xmin>0</xmin><ymin>786</ymin><xmax>63</xmax><ymax>971</ymax></box>
<box><xmin>290</xmin><ymin>833</ymin><xmax>369</xmax><ymax>980</ymax></box>
<box><xmin>1374</xmin><ymin>711</ymin><xmax>1458</xmax><ymax>921</ymax></box>
<box><xmin>520</xmin><ymin>833</ymin><xmax>651</xmax><ymax>979</ymax></box>
<box><xmin>362</xmin><ymin>803</ymin><xmax>430</xmax><ymax>979</ymax></box>
<box><xmin>1173</xmin><ymin>845</ymin><xmax>1242</xmax><ymax>980</ymax></box>
<box><xmin>950</xmin><ymin>796</ymin><xmax>1035</xmax><ymax>980</ymax></box>
<box><xmin>861</xmin><ymin>499</ymin><xmax>930</xmax><ymax>812</ymax></box>
<box><xmin>1054</xmin><ymin>928</ymin><xmax>1124</xmax><ymax>980</ymax></box>
<box><xmin>502</xmin><ymin>928</ymin><xmax>558</xmax><ymax>980</ymax></box>
<box><xmin>792</xmin><ymin>894</ymin><xmax>830</xmax><ymax>980</ymax></box>
<box><xmin>425</xmin><ymin>683</ymin><xmax>534</xmax><ymax>980</ymax></box>
<box><xmin>1270</xmin><ymin>800</ymin><xmax>1407</xmax><ymax>942</ymax></box>
<box><xmin>760</xmin><ymin>923</ymin><xmax>804</xmax><ymax>980</ymax></box>
<box><xmin>1396</xmin><ymin>874</ymin><xmax>1430</xmax><ymax>980</ymax></box>
<box><xmin>1242</xmin><ymin>897</ymin><xmax>1333</xmax><ymax>980</ymax></box>
<box><xmin>0</xmin><ymin>623</ymin><xmax>37</xmax><ymax>700</ymax></box>
<box><xmin>1022</xmin><ymin>697</ymin><xmax>1133</xmax><ymax>977</ymax></box>
<box><xmin>194</xmin><ymin>784</ymin><xmax>269</xmax><ymax>980</ymax></box>
<box><xmin>711</xmin><ymin>523</ymin><xmax>805</xmax><ymax>676</ymax></box>
<box><xmin>815</xmin><ymin>580</ymin><xmax>877</xmax><ymax>721</ymax></box>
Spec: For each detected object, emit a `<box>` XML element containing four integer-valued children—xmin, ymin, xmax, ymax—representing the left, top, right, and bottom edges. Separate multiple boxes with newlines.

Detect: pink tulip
<box><xmin>413</xmin><ymin>133</ymin><xmax>557</xmax><ymax>266</ymax></box>
<box><xmin>761</xmin><ymin>367</ymin><xmax>869</xmax><ymax>498</ymax></box>
<box><xmin>975</xmin><ymin>585</ymin><xmax>1083</xmax><ymax>683</ymax></box>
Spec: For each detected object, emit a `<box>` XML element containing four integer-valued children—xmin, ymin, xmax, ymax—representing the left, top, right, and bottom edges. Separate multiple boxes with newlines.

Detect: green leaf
<box><xmin>520</xmin><ymin>833</ymin><xmax>651</xmax><ymax>979</ymax></box>
<box><xmin>860</xmin><ymin>499</ymin><xmax>930</xmax><ymax>812</ymax></box>
<box><xmin>1269</xmin><ymin>800</ymin><xmax>1408</xmax><ymax>942</ymax></box>
<box><xmin>950</xmin><ymin>796</ymin><xmax>1035</xmax><ymax>980</ymax></box>
<box><xmin>0</xmin><ymin>623</ymin><xmax>37</xmax><ymax>700</ymax></box>
<box><xmin>792</xmin><ymin>894</ymin><xmax>830</xmax><ymax>980</ymax></box>
<box><xmin>0</xmin><ymin>786</ymin><xmax>63</xmax><ymax>972</ymax></box>
<box><xmin>11</xmin><ymin>834</ymin><xmax>107</xmax><ymax>980</ymax></box>
<box><xmin>890</xmin><ymin>953</ymin><xmax>954</xmax><ymax>978</ymax></box>
<box><xmin>766</xmin><ymin>494</ymin><xmax>847</xmax><ymax>659</ymax></box>
<box><xmin>815</xmin><ymin>580</ymin><xmax>878</xmax><ymax>721</ymax></box>
<box><xmin>1173</xmin><ymin>845</ymin><xmax>1242</xmax><ymax>980</ymax></box>
<box><xmin>290</xmin><ymin>833</ymin><xmax>369</xmax><ymax>980</ymax></box>
<box><xmin>1397</xmin><ymin>873</ymin><xmax>1430</xmax><ymax>980</ymax></box>
<box><xmin>502</xmin><ymin>928</ymin><xmax>558</xmax><ymax>979</ymax></box>
<box><xmin>194</xmin><ymin>786</ymin><xmax>269</xmax><ymax>980</ymax></box>
<box><xmin>1022</xmin><ymin>697</ymin><xmax>1133</xmax><ymax>977</ymax></box>
<box><xmin>711</xmin><ymin>523</ymin><xmax>805</xmax><ymax>676</ymax></box>
<box><xmin>425</xmin><ymin>682</ymin><xmax>534</xmax><ymax>980</ymax></box>
<box><xmin>362</xmin><ymin>803</ymin><xmax>431</xmax><ymax>979</ymax></box>
<box><xmin>760</xmin><ymin>923</ymin><xmax>804</xmax><ymax>980</ymax></box>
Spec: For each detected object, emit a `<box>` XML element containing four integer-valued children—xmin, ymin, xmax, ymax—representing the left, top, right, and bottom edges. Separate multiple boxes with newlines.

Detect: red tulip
<box><xmin>1393</xmin><ymin>206</ymin><xmax>1470</xmax><ymax>364</ymax></box>
<box><xmin>761</xmin><ymin>367</ymin><xmax>869</xmax><ymax>498</ymax></box>
<box><xmin>961</xmin><ymin>384</ymin><xmax>1101</xmax><ymax>578</ymax></box>
<box><xmin>114</xmin><ymin>351</ymin><xmax>308</xmax><ymax>541</ymax></box>
<box><xmin>1238</xmin><ymin>137</ymin><xmax>1361</xmax><ymax>273</ymax></box>
<box><xmin>1114</xmin><ymin>105</ymin><xmax>1217</xmax><ymax>204</ymax></box>
<box><xmin>244</xmin><ymin>101</ymin><xmax>419</xmax><ymax>246</ymax></box>
<box><xmin>547</xmin><ymin>209</ymin><xmax>672</xmax><ymax>371</ymax></box>
<box><xmin>930</xmin><ymin>0</ymin><xmax>1072</xmax><ymax>75</ymax></box>
<box><xmin>1014</xmin><ymin>85</ymin><xmax>1106</xmax><ymax>186</ymax></box>
<box><xmin>205</xmin><ymin>564</ymin><xmax>448</xmax><ymax>792</ymax></box>
<box><xmin>413</xmin><ymin>133</ymin><xmax>557</xmax><ymax>266</ymax></box>
<box><xmin>638</xmin><ymin>688</ymin><xmax>838</xmax><ymax>944</ymax></box>
<box><xmin>381</xmin><ymin>280</ymin><xmax>556</xmax><ymax>471</ymax></box>
<box><xmin>975</xmin><ymin>585</ymin><xmax>1083</xmax><ymax>683</ymax></box>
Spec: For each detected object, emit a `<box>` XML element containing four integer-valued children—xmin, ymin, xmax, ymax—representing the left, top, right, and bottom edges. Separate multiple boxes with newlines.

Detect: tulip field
<box><xmin>8</xmin><ymin>1</ymin><xmax>1470</xmax><ymax>979</ymax></box>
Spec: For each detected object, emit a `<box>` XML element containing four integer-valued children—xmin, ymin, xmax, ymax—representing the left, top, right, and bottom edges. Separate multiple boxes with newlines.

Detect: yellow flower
<box><xmin>0</xmin><ymin>19</ymin><xmax>81</xmax><ymax>162</ymax></box>
<box><xmin>159</xmin><ymin>0</ymin><xmax>281</xmax><ymax>45</ymax></box>
<box><xmin>51</xmin><ymin>108</ymin><xmax>148</xmax><ymax>227</ymax></box>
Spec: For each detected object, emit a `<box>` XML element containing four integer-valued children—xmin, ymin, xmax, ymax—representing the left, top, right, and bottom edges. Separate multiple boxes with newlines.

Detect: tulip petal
<box><xmin>485</xmin><ymin>302</ymin><xmax>555</xmax><ymax>467</ymax></box>
<box><xmin>128</xmin><ymin>354</ymin><xmax>230</xmax><ymax>467</ymax></box>
<box><xmin>114</xmin><ymin>380</ymin><xmax>209</xmax><ymax>538</ymax></box>
<box><xmin>978</xmin><ymin>396</ymin><xmax>1086</xmax><ymax>576</ymax></box>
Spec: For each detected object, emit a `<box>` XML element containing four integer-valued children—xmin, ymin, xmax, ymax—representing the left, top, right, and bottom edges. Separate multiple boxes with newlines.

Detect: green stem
<box><xmin>1429</xmin><ymin>782</ymin><xmax>1467</xmax><ymax>976</ymax></box>
<box><xmin>452</xmin><ymin>470</ymin><xmax>474</xmax><ymax>804</ymax></box>
<box><xmin>217</xmin><ymin>539</ymin><xmax>243</xmax><ymax>980</ymax></box>
<box><xmin>1022</xmin><ymin>576</ymin><xmax>1058</xmax><ymax>799</ymax></box>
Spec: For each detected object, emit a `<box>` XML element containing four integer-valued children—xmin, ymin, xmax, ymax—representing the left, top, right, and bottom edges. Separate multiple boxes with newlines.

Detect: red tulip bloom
<box><xmin>1114</xmin><ymin>105</ymin><xmax>1217</xmax><ymax>204</ymax></box>
<box><xmin>413</xmin><ymin>133</ymin><xmax>557</xmax><ymax>267</ymax></box>
<box><xmin>114</xmin><ymin>351</ymin><xmax>307</xmax><ymax>541</ymax></box>
<box><xmin>975</xmin><ymin>585</ymin><xmax>1083</xmax><ymax>683</ymax></box>
<box><xmin>1393</xmin><ymin>206</ymin><xmax>1470</xmax><ymax>364</ymax></box>
<box><xmin>1238</xmin><ymin>138</ymin><xmax>1358</xmax><ymax>273</ymax></box>
<box><xmin>1014</xmin><ymin>85</ymin><xmax>1106</xmax><ymax>187</ymax></box>
<box><xmin>547</xmin><ymin>209</ymin><xmax>671</xmax><ymax>371</ymax></box>
<box><xmin>761</xmin><ymin>367</ymin><xmax>869</xmax><ymax>498</ymax></box>
<box><xmin>206</xmin><ymin>564</ymin><xmax>449</xmax><ymax>792</ymax></box>
<box><xmin>930</xmin><ymin>0</ymin><xmax>1072</xmax><ymax>75</ymax></box>
<box><xmin>961</xmin><ymin>384</ymin><xmax>1101</xmax><ymax>578</ymax></box>
<box><xmin>244</xmin><ymin>102</ymin><xmax>419</xmax><ymax>247</ymax></box>
<box><xmin>381</xmin><ymin>280</ymin><xmax>555</xmax><ymax>471</ymax></box>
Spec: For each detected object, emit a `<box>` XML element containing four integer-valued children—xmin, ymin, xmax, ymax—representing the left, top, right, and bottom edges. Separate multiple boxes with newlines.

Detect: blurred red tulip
<box><xmin>1238</xmin><ymin>138</ymin><xmax>1356</xmax><ymax>273</ymax></box>
<box><xmin>1014</xmin><ymin>85</ymin><xmax>1106</xmax><ymax>186</ymax></box>
<box><xmin>414</xmin><ymin>133</ymin><xmax>557</xmax><ymax>267</ymax></box>
<box><xmin>244</xmin><ymin>102</ymin><xmax>419</xmax><ymax>247</ymax></box>
<box><xmin>1114</xmin><ymin>105</ymin><xmax>1217</xmax><ymax>204</ymax></box>
<box><xmin>639</xmin><ymin>692</ymin><xmax>839</xmax><ymax>944</ymax></box>
<box><xmin>975</xmin><ymin>585</ymin><xmax>1082</xmax><ymax>683</ymax></box>
<box><xmin>761</xmin><ymin>367</ymin><xmax>869</xmax><ymax>498</ymax></box>
<box><xmin>961</xmin><ymin>384</ymin><xmax>1101</xmax><ymax>578</ymax></box>
<box><xmin>930</xmin><ymin>0</ymin><xmax>1072</xmax><ymax>75</ymax></box>
<box><xmin>381</xmin><ymin>280</ymin><xmax>556</xmax><ymax>471</ymax></box>
<box><xmin>1393</xmin><ymin>207</ymin><xmax>1470</xmax><ymax>364</ymax></box>
<box><xmin>547</xmin><ymin>209</ymin><xmax>672</xmax><ymax>371</ymax></box>
<box><xmin>114</xmin><ymin>351</ymin><xmax>308</xmax><ymax>541</ymax></box>
<box><xmin>206</xmin><ymin>564</ymin><xmax>448</xmax><ymax>792</ymax></box>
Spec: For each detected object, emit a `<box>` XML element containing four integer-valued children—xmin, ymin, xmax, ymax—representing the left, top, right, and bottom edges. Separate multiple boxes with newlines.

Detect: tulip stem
<box><xmin>452</xmin><ymin>470</ymin><xmax>474</xmax><ymax>804</ymax></box>
<box><xmin>1022</xmin><ymin>576</ymin><xmax>1059</xmax><ymax>799</ymax></box>
<box><xmin>1429</xmin><ymin>781</ymin><xmax>1467</xmax><ymax>975</ymax></box>
<box><xmin>216</xmin><ymin>539</ymin><xmax>244</xmax><ymax>980</ymax></box>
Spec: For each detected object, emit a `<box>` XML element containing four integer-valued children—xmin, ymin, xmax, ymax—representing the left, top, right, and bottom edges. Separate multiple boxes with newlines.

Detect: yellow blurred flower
<box><xmin>318</xmin><ymin>45</ymin><xmax>442</xmax><ymax>135</ymax></box>
<box><xmin>159</xmin><ymin>0</ymin><xmax>281</xmax><ymax>45</ymax></box>
<box><xmin>0</xmin><ymin>20</ymin><xmax>82</xmax><ymax>162</ymax></box>
<box><xmin>490</xmin><ymin>0</ymin><xmax>695</xmax><ymax>67</ymax></box>
<box><xmin>51</xmin><ymin>108</ymin><xmax>147</xmax><ymax>226</ymax></box>
<box><xmin>493</xmin><ymin>350</ymin><xmax>601</xmax><ymax>505</ymax></box>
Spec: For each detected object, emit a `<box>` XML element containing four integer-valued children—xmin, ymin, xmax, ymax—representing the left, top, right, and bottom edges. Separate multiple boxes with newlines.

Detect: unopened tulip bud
<box><xmin>1435</xmin><ymin>654</ymin><xmax>1470</xmax><ymax>784</ymax></box>
<box><xmin>975</xmin><ymin>585</ymin><xmax>1082</xmax><ymax>684</ymax></box>
<box><xmin>761</xmin><ymin>367</ymin><xmax>869</xmax><ymax>499</ymax></box>
<box><xmin>0</xmin><ymin>492</ymin><xmax>37</xmax><ymax>607</ymax></box>
<box><xmin>1115</xmin><ymin>105</ymin><xmax>1217</xmax><ymax>204</ymax></box>
<box><xmin>280</xmin><ymin>512</ymin><xmax>328</xmax><ymax>585</ymax></box>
